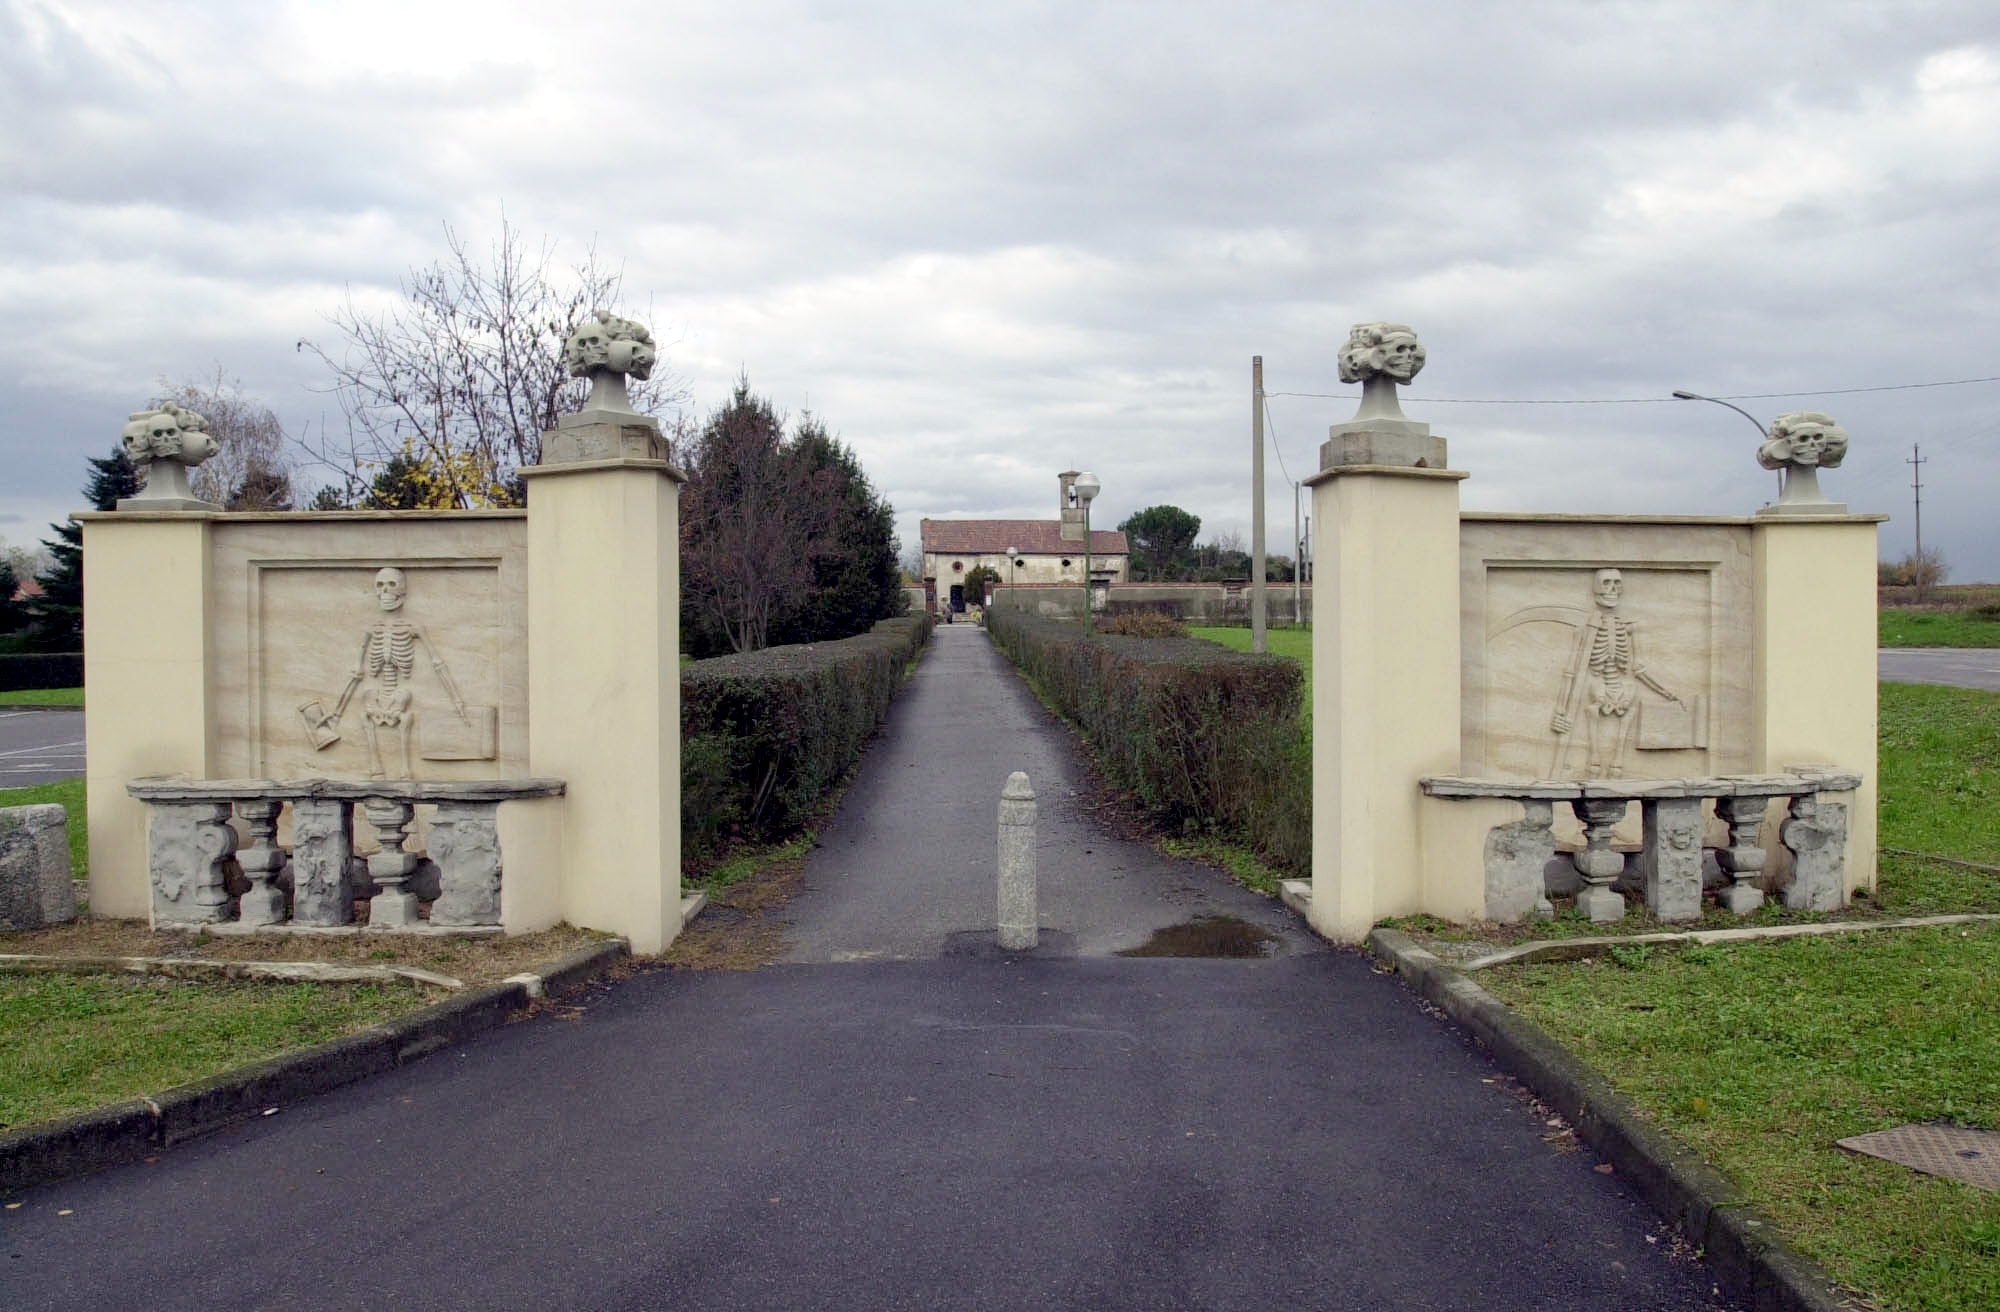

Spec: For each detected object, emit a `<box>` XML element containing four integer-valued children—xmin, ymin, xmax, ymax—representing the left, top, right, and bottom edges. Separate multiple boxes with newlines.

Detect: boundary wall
<box><xmin>82</xmin><ymin>439</ymin><xmax>692</xmax><ymax>952</ymax></box>
<box><xmin>1306</xmin><ymin>453</ymin><xmax>1882</xmax><ymax>942</ymax></box>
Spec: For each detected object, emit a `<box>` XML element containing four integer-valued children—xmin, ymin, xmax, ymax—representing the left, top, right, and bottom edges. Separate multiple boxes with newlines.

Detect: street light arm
<box><xmin>1671</xmin><ymin>390</ymin><xmax>1769</xmax><ymax>440</ymax></box>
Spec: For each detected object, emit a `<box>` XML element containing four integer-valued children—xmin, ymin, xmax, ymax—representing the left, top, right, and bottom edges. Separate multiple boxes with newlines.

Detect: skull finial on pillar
<box><xmin>1337</xmin><ymin>321</ymin><xmax>1427</xmax><ymax>423</ymax></box>
<box><xmin>1757</xmin><ymin>410</ymin><xmax>1850</xmax><ymax>515</ymax></box>
<box><xmin>118</xmin><ymin>401</ymin><xmax>222</xmax><ymax>509</ymax></box>
<box><xmin>563</xmin><ymin>310</ymin><xmax>657</xmax><ymax>415</ymax></box>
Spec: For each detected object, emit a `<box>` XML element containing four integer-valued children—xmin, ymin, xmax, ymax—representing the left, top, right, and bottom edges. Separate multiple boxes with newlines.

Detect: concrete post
<box><xmin>1750</xmin><ymin>515</ymin><xmax>1884</xmax><ymax>899</ymax></box>
<box><xmin>997</xmin><ymin>770</ymin><xmax>1038</xmax><ymax>950</ymax></box>
<box><xmin>1306</xmin><ymin>448</ymin><xmax>1466</xmax><ymax>942</ymax></box>
<box><xmin>521</xmin><ymin>418</ymin><xmax>688</xmax><ymax>953</ymax></box>
<box><xmin>78</xmin><ymin>512</ymin><xmax>218</xmax><ymax>920</ymax></box>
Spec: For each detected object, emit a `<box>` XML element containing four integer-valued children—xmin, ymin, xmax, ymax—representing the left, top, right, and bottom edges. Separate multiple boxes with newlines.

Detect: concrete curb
<box><xmin>0</xmin><ymin>937</ymin><xmax>630</xmax><ymax>1195</ymax></box>
<box><xmin>1367</xmin><ymin>928</ymin><xmax>1865</xmax><ymax>1312</ymax></box>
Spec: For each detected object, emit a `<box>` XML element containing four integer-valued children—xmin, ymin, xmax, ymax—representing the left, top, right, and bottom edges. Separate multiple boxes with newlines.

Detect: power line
<box><xmin>1263</xmin><ymin>397</ymin><xmax>1294</xmax><ymax>486</ymax></box>
<box><xmin>1265</xmin><ymin>372</ymin><xmax>2000</xmax><ymax>406</ymax></box>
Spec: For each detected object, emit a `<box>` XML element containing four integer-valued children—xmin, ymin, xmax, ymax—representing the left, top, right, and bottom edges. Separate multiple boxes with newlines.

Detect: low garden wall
<box><xmin>681</xmin><ymin>613</ymin><xmax>934</xmax><ymax>864</ymax></box>
<box><xmin>986</xmin><ymin>608</ymin><xmax>1309</xmax><ymax>872</ymax></box>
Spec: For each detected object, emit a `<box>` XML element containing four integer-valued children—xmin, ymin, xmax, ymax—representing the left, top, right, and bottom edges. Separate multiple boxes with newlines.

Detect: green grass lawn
<box><xmin>1880</xmin><ymin>608</ymin><xmax>2000</xmax><ymax>648</ymax></box>
<box><xmin>0</xmin><ymin>973</ymin><xmax>429</xmax><ymax>1132</ymax></box>
<box><xmin>1474</xmin><ymin>682</ymin><xmax>2000</xmax><ymax>1310</ymax></box>
<box><xmin>1189</xmin><ymin>626</ymin><xmax>1312</xmax><ymax>726</ymax></box>
<box><xmin>1484</xmin><ymin>928</ymin><xmax>2000</xmax><ymax>1312</ymax></box>
<box><xmin>0</xmin><ymin>776</ymin><xmax>86</xmax><ymax>879</ymax></box>
<box><xmin>0</xmin><ymin>687</ymin><xmax>83</xmax><ymax>707</ymax></box>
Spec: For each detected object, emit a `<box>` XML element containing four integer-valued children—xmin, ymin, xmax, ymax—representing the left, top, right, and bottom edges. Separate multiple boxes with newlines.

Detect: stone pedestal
<box><xmin>1483</xmin><ymin>799</ymin><xmax>1556</xmax><ymax>923</ymax></box>
<box><xmin>0</xmin><ymin>804</ymin><xmax>76</xmax><ymax>930</ymax></box>
<box><xmin>1781</xmin><ymin>795</ymin><xmax>1848</xmax><ymax>912</ymax></box>
<box><xmin>1307</xmin><ymin>455</ymin><xmax>1467</xmax><ymax>941</ymax></box>
<box><xmin>522</xmin><ymin>424</ymin><xmax>687</xmax><ymax>953</ymax></box>
<box><xmin>148</xmin><ymin>802</ymin><xmax>237</xmax><ymax>925</ymax></box>
<box><xmin>429</xmin><ymin>801</ymin><xmax>503</xmax><ymax>927</ymax></box>
<box><xmin>1319</xmin><ymin>419</ymin><xmax>1448</xmax><ymax>473</ymax></box>
<box><xmin>290</xmin><ymin>798</ymin><xmax>355</xmax><ymax>925</ymax></box>
<box><xmin>1640</xmin><ymin>796</ymin><xmax>1705</xmax><ymax>922</ymax></box>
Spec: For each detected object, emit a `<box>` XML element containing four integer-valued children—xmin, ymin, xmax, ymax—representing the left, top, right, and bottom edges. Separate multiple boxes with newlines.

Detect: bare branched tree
<box><xmin>298</xmin><ymin>219</ymin><xmax>685</xmax><ymax>508</ymax></box>
<box><xmin>156</xmin><ymin>369</ymin><xmax>295</xmax><ymax>509</ymax></box>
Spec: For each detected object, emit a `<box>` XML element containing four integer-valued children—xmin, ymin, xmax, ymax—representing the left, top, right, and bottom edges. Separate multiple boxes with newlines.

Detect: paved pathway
<box><xmin>1879</xmin><ymin>645</ymin><xmax>2000</xmax><ymax>691</ymax></box>
<box><xmin>0</xmin><ymin>708</ymin><xmax>84</xmax><ymax>787</ymax></box>
<box><xmin>1</xmin><ymin>628</ymin><xmax>1744</xmax><ymax>1310</ymax></box>
<box><xmin>782</xmin><ymin>623</ymin><xmax>1314</xmax><ymax>961</ymax></box>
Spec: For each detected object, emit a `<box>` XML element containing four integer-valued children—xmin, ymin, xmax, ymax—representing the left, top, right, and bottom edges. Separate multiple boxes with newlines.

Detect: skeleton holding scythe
<box><xmin>303</xmin><ymin>568</ymin><xmax>471</xmax><ymax>779</ymax></box>
<box><xmin>1548</xmin><ymin>569</ymin><xmax>1683</xmax><ymax>779</ymax></box>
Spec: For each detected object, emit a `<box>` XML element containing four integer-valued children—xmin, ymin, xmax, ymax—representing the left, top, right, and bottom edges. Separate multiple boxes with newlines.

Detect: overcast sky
<box><xmin>4</xmin><ymin>1</ymin><xmax>1997</xmax><ymax>577</ymax></box>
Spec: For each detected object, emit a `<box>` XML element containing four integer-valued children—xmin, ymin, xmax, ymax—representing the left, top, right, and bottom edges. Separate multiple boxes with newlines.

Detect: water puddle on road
<box><xmin>1116</xmin><ymin>915</ymin><xmax>1280</xmax><ymax>959</ymax></box>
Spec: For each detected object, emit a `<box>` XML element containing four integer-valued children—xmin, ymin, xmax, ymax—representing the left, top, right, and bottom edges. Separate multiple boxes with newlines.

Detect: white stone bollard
<box><xmin>997</xmin><ymin>771</ymin><xmax>1038</xmax><ymax>950</ymax></box>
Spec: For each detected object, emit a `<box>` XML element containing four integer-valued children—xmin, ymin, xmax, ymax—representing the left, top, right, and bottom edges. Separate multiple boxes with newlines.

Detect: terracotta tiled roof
<box><xmin>921</xmin><ymin>519</ymin><xmax>1127</xmax><ymax>556</ymax></box>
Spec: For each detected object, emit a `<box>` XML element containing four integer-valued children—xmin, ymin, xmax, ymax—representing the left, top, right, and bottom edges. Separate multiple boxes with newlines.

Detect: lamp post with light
<box><xmin>1074</xmin><ymin>472</ymin><xmax>1101</xmax><ymax>635</ymax></box>
<box><xmin>1672</xmin><ymin>389</ymin><xmax>1781</xmax><ymax>498</ymax></box>
<box><xmin>1005</xmin><ymin>546</ymin><xmax>1018</xmax><ymax>610</ymax></box>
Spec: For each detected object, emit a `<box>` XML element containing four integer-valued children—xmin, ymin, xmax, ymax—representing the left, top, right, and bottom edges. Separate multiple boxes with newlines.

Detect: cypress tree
<box><xmin>27</xmin><ymin>446</ymin><xmax>141</xmax><ymax>652</ymax></box>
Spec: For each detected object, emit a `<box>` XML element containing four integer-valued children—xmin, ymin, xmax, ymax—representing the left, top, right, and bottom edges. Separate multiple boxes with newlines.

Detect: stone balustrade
<box><xmin>1419</xmin><ymin>769</ymin><xmax>1863</xmax><ymax>924</ymax></box>
<box><xmin>126</xmin><ymin>777</ymin><xmax>565</xmax><ymax>932</ymax></box>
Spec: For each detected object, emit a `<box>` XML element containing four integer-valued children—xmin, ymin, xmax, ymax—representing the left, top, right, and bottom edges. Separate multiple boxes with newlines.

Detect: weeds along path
<box><xmin>777</xmin><ymin>623</ymin><xmax>1316</xmax><ymax>963</ymax></box>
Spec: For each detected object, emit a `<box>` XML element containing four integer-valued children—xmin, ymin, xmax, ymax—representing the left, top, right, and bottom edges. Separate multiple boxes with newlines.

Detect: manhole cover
<box><xmin>1836</xmin><ymin>1124</ymin><xmax>2000</xmax><ymax>1191</ymax></box>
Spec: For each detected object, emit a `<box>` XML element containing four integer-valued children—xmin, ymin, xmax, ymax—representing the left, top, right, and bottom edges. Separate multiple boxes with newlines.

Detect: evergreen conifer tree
<box><xmin>27</xmin><ymin>446</ymin><xmax>141</xmax><ymax>651</ymax></box>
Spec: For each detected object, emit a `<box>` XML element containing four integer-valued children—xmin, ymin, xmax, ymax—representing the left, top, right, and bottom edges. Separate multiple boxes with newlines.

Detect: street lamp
<box><xmin>1073</xmin><ymin>471</ymin><xmax>1101</xmax><ymax>634</ymax></box>
<box><xmin>1005</xmin><ymin>545</ymin><xmax>1018</xmax><ymax>610</ymax></box>
<box><xmin>1673</xmin><ymin>389</ymin><xmax>1780</xmax><ymax>497</ymax></box>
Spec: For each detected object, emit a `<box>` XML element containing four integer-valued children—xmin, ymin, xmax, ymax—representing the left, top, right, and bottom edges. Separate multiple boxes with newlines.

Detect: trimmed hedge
<box><xmin>0</xmin><ymin>653</ymin><xmax>82</xmax><ymax>692</ymax></box>
<box><xmin>681</xmin><ymin>613</ymin><xmax>933</xmax><ymax>864</ymax></box>
<box><xmin>987</xmin><ymin>607</ymin><xmax>1310</xmax><ymax>873</ymax></box>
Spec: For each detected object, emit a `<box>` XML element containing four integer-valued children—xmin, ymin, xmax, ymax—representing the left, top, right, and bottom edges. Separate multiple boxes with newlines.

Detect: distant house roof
<box><xmin>921</xmin><ymin>519</ymin><xmax>1128</xmax><ymax>557</ymax></box>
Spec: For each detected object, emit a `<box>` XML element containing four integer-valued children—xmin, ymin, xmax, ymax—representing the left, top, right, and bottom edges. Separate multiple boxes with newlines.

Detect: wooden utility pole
<box><xmin>1909</xmin><ymin>443</ymin><xmax>1928</xmax><ymax>597</ymax></box>
<box><xmin>1292</xmin><ymin>482</ymin><xmax>1302</xmax><ymax>622</ymax></box>
<box><xmin>1252</xmin><ymin>356</ymin><xmax>1267</xmax><ymax>653</ymax></box>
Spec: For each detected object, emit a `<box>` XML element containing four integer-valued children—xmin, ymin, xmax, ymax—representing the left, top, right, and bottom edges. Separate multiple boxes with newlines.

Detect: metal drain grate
<box><xmin>1836</xmin><ymin>1124</ymin><xmax>2000</xmax><ymax>1191</ymax></box>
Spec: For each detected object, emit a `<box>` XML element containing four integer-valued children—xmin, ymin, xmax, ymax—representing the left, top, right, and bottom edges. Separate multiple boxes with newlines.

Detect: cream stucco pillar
<box><xmin>77</xmin><ymin>512</ymin><xmax>218</xmax><ymax>920</ymax></box>
<box><xmin>1751</xmin><ymin>514</ymin><xmax>1885</xmax><ymax>897</ymax></box>
<box><xmin>522</xmin><ymin>450</ymin><xmax>687</xmax><ymax>954</ymax></box>
<box><xmin>1305</xmin><ymin>463</ymin><xmax>1467</xmax><ymax>941</ymax></box>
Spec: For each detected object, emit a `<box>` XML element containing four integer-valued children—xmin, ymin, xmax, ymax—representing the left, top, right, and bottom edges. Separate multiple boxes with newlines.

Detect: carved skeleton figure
<box><xmin>1549</xmin><ymin>570</ymin><xmax>1681</xmax><ymax>778</ymax></box>
<box><xmin>323</xmin><ymin>569</ymin><xmax>469</xmax><ymax>779</ymax></box>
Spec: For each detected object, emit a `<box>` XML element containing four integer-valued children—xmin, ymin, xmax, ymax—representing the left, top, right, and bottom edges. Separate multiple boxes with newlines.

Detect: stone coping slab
<box><xmin>1420</xmin><ymin>769</ymin><xmax>1862</xmax><ymax>801</ymax></box>
<box><xmin>0</xmin><ymin>937</ymin><xmax>628</xmax><ymax>1194</ymax></box>
<box><xmin>1452</xmin><ymin>912</ymin><xmax>2000</xmax><ymax>971</ymax></box>
<box><xmin>204</xmin><ymin>922</ymin><xmax>506</xmax><ymax>939</ymax></box>
<box><xmin>0</xmin><ymin>952</ymin><xmax>464</xmax><ymax>989</ymax></box>
<box><xmin>127</xmin><ymin>776</ymin><xmax>566</xmax><ymax>803</ymax></box>
<box><xmin>1366</xmin><ymin>927</ymin><xmax>1858</xmax><ymax>1312</ymax></box>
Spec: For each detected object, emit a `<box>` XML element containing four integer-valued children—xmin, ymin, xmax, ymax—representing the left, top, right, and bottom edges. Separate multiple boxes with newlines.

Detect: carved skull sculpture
<box><xmin>119</xmin><ymin>401</ymin><xmax>220</xmax><ymax>503</ymax></box>
<box><xmin>568</xmin><ymin>321</ymin><xmax>611</xmax><ymax>373</ymax></box>
<box><xmin>1758</xmin><ymin>411</ymin><xmax>1849</xmax><ymax>472</ymax></box>
<box><xmin>374</xmin><ymin>568</ymin><xmax>407</xmax><ymax>611</ymax></box>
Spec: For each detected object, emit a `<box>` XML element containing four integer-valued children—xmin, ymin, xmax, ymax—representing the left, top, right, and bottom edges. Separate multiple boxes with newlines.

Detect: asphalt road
<box><xmin>0</xmin><ymin>626</ymin><xmax>1745</xmax><ymax>1310</ymax></box>
<box><xmin>2</xmin><ymin>958</ymin><xmax>1737</xmax><ymax>1311</ymax></box>
<box><xmin>1879</xmin><ymin>646</ymin><xmax>2000</xmax><ymax>691</ymax></box>
<box><xmin>0</xmin><ymin>708</ymin><xmax>84</xmax><ymax>787</ymax></box>
<box><xmin>782</xmin><ymin>623</ymin><xmax>1316</xmax><ymax>962</ymax></box>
